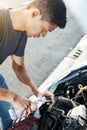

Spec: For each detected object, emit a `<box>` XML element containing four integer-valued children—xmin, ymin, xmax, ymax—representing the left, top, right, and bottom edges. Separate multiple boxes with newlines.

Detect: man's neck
<box><xmin>9</xmin><ymin>7</ymin><xmax>26</xmax><ymax>31</ymax></box>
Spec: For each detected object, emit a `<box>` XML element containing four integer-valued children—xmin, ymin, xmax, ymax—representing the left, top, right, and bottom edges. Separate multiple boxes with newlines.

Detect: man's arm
<box><xmin>11</xmin><ymin>55</ymin><xmax>54</xmax><ymax>102</ymax></box>
<box><xmin>0</xmin><ymin>87</ymin><xmax>15</xmax><ymax>102</ymax></box>
<box><xmin>11</xmin><ymin>55</ymin><xmax>42</xmax><ymax>97</ymax></box>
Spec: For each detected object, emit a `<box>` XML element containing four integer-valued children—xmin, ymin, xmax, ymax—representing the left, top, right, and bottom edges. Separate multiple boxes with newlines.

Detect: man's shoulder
<box><xmin>0</xmin><ymin>7</ymin><xmax>7</xmax><ymax>38</ymax></box>
<box><xmin>0</xmin><ymin>7</ymin><xmax>7</xmax><ymax>19</ymax></box>
<box><xmin>0</xmin><ymin>7</ymin><xmax>13</xmax><ymax>40</ymax></box>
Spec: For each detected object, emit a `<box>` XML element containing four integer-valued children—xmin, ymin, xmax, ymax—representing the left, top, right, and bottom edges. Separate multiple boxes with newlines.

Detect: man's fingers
<box><xmin>18</xmin><ymin>101</ymin><xmax>37</xmax><ymax>119</ymax></box>
<box><xmin>18</xmin><ymin>107</ymin><xmax>30</xmax><ymax>119</ymax></box>
<box><xmin>30</xmin><ymin>101</ymin><xmax>37</xmax><ymax>112</ymax></box>
<box><xmin>43</xmin><ymin>92</ymin><xmax>55</xmax><ymax>102</ymax></box>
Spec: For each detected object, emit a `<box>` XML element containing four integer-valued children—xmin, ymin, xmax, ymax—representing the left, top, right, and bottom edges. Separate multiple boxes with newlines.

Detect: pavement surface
<box><xmin>0</xmin><ymin>0</ymin><xmax>85</xmax><ymax>98</ymax></box>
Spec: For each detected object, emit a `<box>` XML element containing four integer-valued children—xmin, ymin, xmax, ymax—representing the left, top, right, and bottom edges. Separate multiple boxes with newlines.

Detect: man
<box><xmin>0</xmin><ymin>0</ymin><xmax>67</xmax><ymax>129</ymax></box>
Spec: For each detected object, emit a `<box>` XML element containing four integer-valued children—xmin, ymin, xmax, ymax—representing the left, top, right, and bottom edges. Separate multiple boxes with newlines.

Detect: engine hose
<box><xmin>49</xmin><ymin>114</ymin><xmax>58</xmax><ymax>130</ymax></box>
<box><xmin>76</xmin><ymin>85</ymin><xmax>87</xmax><ymax>108</ymax></box>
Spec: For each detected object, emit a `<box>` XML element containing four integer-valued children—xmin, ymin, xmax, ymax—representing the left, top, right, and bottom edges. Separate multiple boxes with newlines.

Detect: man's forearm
<box><xmin>13</xmin><ymin>66</ymin><xmax>42</xmax><ymax>97</ymax></box>
<box><xmin>0</xmin><ymin>88</ymin><xmax>18</xmax><ymax>103</ymax></box>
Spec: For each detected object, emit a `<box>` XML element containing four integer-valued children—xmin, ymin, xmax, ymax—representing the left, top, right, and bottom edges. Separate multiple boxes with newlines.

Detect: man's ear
<box><xmin>31</xmin><ymin>8</ymin><xmax>41</xmax><ymax>18</ymax></box>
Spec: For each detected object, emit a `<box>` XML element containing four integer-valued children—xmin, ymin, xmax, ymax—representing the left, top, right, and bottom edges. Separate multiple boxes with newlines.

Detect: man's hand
<box><xmin>12</xmin><ymin>95</ymin><xmax>37</xmax><ymax>119</ymax></box>
<box><xmin>0</xmin><ymin>88</ymin><xmax>37</xmax><ymax>119</ymax></box>
<box><xmin>42</xmin><ymin>92</ymin><xmax>54</xmax><ymax>102</ymax></box>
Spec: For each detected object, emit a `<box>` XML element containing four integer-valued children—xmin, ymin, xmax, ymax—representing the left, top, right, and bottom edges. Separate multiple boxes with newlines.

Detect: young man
<box><xmin>0</xmin><ymin>0</ymin><xmax>67</xmax><ymax>129</ymax></box>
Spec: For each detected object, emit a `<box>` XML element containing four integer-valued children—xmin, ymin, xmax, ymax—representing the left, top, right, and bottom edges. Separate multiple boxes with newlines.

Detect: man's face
<box><xmin>25</xmin><ymin>13</ymin><xmax>57</xmax><ymax>38</ymax></box>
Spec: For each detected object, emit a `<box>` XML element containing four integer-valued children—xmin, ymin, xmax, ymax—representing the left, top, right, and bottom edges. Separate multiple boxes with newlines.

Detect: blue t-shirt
<box><xmin>0</xmin><ymin>8</ymin><xmax>27</xmax><ymax>64</ymax></box>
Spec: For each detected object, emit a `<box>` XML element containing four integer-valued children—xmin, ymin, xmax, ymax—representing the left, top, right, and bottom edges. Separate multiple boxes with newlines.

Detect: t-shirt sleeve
<box><xmin>14</xmin><ymin>32</ymin><xmax>27</xmax><ymax>56</ymax></box>
<box><xmin>0</xmin><ymin>11</ymin><xmax>4</xmax><ymax>39</ymax></box>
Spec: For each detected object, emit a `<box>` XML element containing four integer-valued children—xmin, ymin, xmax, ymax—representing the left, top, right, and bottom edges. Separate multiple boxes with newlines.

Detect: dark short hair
<box><xmin>27</xmin><ymin>0</ymin><xmax>67</xmax><ymax>28</ymax></box>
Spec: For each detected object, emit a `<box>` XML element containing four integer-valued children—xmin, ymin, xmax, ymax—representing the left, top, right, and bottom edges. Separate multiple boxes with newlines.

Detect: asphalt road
<box><xmin>0</xmin><ymin>0</ymin><xmax>85</xmax><ymax>98</ymax></box>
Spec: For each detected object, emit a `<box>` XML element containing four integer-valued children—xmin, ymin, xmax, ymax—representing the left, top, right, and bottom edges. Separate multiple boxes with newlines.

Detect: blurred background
<box><xmin>64</xmin><ymin>0</ymin><xmax>87</xmax><ymax>33</ymax></box>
